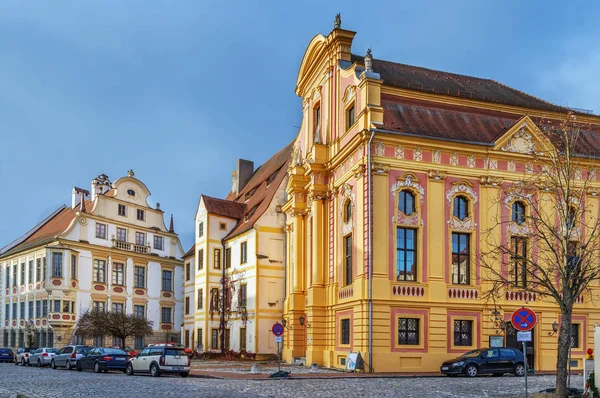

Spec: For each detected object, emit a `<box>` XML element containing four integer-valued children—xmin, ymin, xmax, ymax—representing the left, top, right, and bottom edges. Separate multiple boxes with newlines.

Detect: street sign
<box><xmin>272</xmin><ymin>322</ymin><xmax>284</xmax><ymax>337</ymax></box>
<box><xmin>517</xmin><ymin>331</ymin><xmax>532</xmax><ymax>342</ymax></box>
<box><xmin>511</xmin><ymin>307</ymin><xmax>538</xmax><ymax>331</ymax></box>
<box><xmin>275</xmin><ymin>336</ymin><xmax>282</xmax><ymax>343</ymax></box>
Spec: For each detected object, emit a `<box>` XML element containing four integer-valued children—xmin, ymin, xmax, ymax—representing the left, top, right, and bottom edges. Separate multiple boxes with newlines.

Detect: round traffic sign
<box><xmin>272</xmin><ymin>322</ymin><xmax>284</xmax><ymax>337</ymax></box>
<box><xmin>511</xmin><ymin>307</ymin><xmax>537</xmax><ymax>331</ymax></box>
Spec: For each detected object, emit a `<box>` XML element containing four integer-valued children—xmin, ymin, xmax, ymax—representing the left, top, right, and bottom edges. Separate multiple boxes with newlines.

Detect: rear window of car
<box><xmin>75</xmin><ymin>347</ymin><xmax>91</xmax><ymax>354</ymax></box>
<box><xmin>47</xmin><ymin>349</ymin><xmax>59</xmax><ymax>354</ymax></box>
<box><xmin>104</xmin><ymin>348</ymin><xmax>127</xmax><ymax>355</ymax></box>
<box><xmin>0</xmin><ymin>348</ymin><xmax>13</xmax><ymax>354</ymax></box>
<box><xmin>164</xmin><ymin>348</ymin><xmax>185</xmax><ymax>356</ymax></box>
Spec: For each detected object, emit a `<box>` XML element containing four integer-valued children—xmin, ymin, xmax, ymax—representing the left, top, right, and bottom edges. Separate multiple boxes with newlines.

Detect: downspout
<box><xmin>220</xmin><ymin>240</ymin><xmax>226</xmax><ymax>353</ymax></box>
<box><xmin>367</xmin><ymin>130</ymin><xmax>375</xmax><ymax>373</ymax></box>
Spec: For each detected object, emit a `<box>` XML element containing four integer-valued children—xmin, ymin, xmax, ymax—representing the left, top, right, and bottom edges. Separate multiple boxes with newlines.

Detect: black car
<box><xmin>0</xmin><ymin>348</ymin><xmax>14</xmax><ymax>363</ymax></box>
<box><xmin>440</xmin><ymin>348</ymin><xmax>525</xmax><ymax>377</ymax></box>
<box><xmin>76</xmin><ymin>347</ymin><xmax>130</xmax><ymax>373</ymax></box>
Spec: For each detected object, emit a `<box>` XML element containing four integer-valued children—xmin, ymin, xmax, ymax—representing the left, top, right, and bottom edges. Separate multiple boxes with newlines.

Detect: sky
<box><xmin>0</xmin><ymin>0</ymin><xmax>599</xmax><ymax>251</ymax></box>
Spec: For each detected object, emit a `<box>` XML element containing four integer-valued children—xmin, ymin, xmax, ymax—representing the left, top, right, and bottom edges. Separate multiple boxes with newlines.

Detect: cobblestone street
<box><xmin>0</xmin><ymin>363</ymin><xmax>584</xmax><ymax>398</ymax></box>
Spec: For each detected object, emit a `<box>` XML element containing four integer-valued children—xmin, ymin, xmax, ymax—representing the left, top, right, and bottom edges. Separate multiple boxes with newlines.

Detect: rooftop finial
<box><xmin>295</xmin><ymin>146</ymin><xmax>303</xmax><ymax>166</ymax></box>
<box><xmin>334</xmin><ymin>13</ymin><xmax>341</xmax><ymax>29</ymax></box>
<box><xmin>127</xmin><ymin>169</ymin><xmax>134</xmax><ymax>177</ymax></box>
<box><xmin>365</xmin><ymin>48</ymin><xmax>373</xmax><ymax>73</ymax></box>
<box><xmin>169</xmin><ymin>214</ymin><xmax>175</xmax><ymax>233</ymax></box>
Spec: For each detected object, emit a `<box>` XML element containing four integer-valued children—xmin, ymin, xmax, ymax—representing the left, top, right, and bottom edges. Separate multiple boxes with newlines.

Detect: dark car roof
<box><xmin>0</xmin><ymin>348</ymin><xmax>13</xmax><ymax>353</ymax></box>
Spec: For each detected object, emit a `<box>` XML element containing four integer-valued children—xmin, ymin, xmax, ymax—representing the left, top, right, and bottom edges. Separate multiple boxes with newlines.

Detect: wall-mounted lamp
<box><xmin>548</xmin><ymin>321</ymin><xmax>559</xmax><ymax>336</ymax></box>
<box><xmin>298</xmin><ymin>316</ymin><xmax>305</xmax><ymax>326</ymax></box>
<box><xmin>282</xmin><ymin>318</ymin><xmax>292</xmax><ymax>330</ymax></box>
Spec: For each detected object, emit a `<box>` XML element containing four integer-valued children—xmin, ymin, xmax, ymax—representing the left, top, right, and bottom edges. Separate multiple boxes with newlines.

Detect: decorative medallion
<box><xmin>391</xmin><ymin>175</ymin><xmax>425</xmax><ymax>201</ymax></box>
<box><xmin>79</xmin><ymin>218</ymin><xmax>88</xmax><ymax>226</ymax></box>
<box><xmin>375</xmin><ymin>142</ymin><xmax>385</xmax><ymax>156</ymax></box>
<box><xmin>445</xmin><ymin>184</ymin><xmax>478</xmax><ymax>204</ymax></box>
<box><xmin>450</xmin><ymin>153</ymin><xmax>458</xmax><ymax>166</ymax></box>
<box><xmin>450</xmin><ymin>217</ymin><xmax>474</xmax><ymax>231</ymax></box>
<box><xmin>489</xmin><ymin>159</ymin><xmax>498</xmax><ymax>170</ymax></box>
<box><xmin>508</xmin><ymin>160</ymin><xmax>516</xmax><ymax>172</ymax></box>
<box><xmin>413</xmin><ymin>148</ymin><xmax>422</xmax><ymax>162</ymax></box>
<box><xmin>428</xmin><ymin>170</ymin><xmax>447</xmax><ymax>181</ymax></box>
<box><xmin>395</xmin><ymin>145</ymin><xmax>404</xmax><ymax>159</ymax></box>
<box><xmin>501</xmin><ymin>127</ymin><xmax>536</xmax><ymax>154</ymax></box>
<box><xmin>467</xmin><ymin>155</ymin><xmax>476</xmax><ymax>168</ymax></box>
<box><xmin>433</xmin><ymin>150</ymin><xmax>441</xmax><ymax>163</ymax></box>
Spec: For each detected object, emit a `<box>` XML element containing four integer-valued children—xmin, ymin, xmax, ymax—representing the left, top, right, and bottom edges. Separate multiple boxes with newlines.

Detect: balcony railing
<box><xmin>112</xmin><ymin>239</ymin><xmax>149</xmax><ymax>254</ymax></box>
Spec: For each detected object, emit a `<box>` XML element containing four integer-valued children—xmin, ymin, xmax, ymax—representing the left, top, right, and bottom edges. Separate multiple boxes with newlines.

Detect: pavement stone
<box><xmin>0</xmin><ymin>362</ymin><xmax>585</xmax><ymax>398</ymax></box>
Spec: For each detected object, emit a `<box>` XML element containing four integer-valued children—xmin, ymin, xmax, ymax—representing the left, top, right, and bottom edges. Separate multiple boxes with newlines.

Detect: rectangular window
<box><xmin>28</xmin><ymin>301</ymin><xmax>33</xmax><ymax>319</ymax></box>
<box><xmin>398</xmin><ymin>318</ymin><xmax>420</xmax><ymax>345</ymax></box>
<box><xmin>452</xmin><ymin>233</ymin><xmax>470</xmax><ymax>285</ymax></box>
<box><xmin>36</xmin><ymin>259</ymin><xmax>41</xmax><ymax>282</ymax></box>
<box><xmin>240</xmin><ymin>242</ymin><xmax>247</xmax><ymax>264</ymax></box>
<box><xmin>346</xmin><ymin>104</ymin><xmax>355</xmax><ymax>130</ymax></box>
<box><xmin>116</xmin><ymin>228</ymin><xmax>127</xmax><ymax>242</ymax></box>
<box><xmin>211</xmin><ymin>329</ymin><xmax>219</xmax><ymax>349</ymax></box>
<box><xmin>511</xmin><ymin>237</ymin><xmax>527</xmax><ymax>287</ymax></box>
<box><xmin>35</xmin><ymin>300</ymin><xmax>40</xmax><ymax>318</ymax></box>
<box><xmin>112</xmin><ymin>303</ymin><xmax>124</xmax><ymax>313</ymax></box>
<box><xmin>185</xmin><ymin>262</ymin><xmax>190</xmax><ymax>281</ymax></box>
<box><xmin>118</xmin><ymin>204</ymin><xmax>126</xmax><ymax>217</ymax></box>
<box><xmin>185</xmin><ymin>330</ymin><xmax>190</xmax><ymax>348</ymax></box>
<box><xmin>219</xmin><ymin>222</ymin><xmax>226</xmax><ymax>230</ymax></box>
<box><xmin>134</xmin><ymin>335</ymin><xmax>144</xmax><ymax>350</ymax></box>
<box><xmin>341</xmin><ymin>319</ymin><xmax>350</xmax><ymax>345</ymax></box>
<box><xmin>63</xmin><ymin>301</ymin><xmax>70</xmax><ymax>313</ymax></box>
<box><xmin>198</xmin><ymin>249</ymin><xmax>204</xmax><ymax>270</ymax></box>
<box><xmin>210</xmin><ymin>288</ymin><xmax>220</xmax><ymax>311</ymax></box>
<box><xmin>19</xmin><ymin>302</ymin><xmax>24</xmax><ymax>319</ymax></box>
<box><xmin>112</xmin><ymin>263</ymin><xmax>125</xmax><ymax>285</ymax></box>
<box><xmin>53</xmin><ymin>300</ymin><xmax>60</xmax><ymax>313</ymax></box>
<box><xmin>198</xmin><ymin>222</ymin><xmax>204</xmax><ymax>238</ymax></box>
<box><xmin>239</xmin><ymin>284</ymin><xmax>247</xmax><ymax>307</ymax></box>
<box><xmin>51</xmin><ymin>253</ymin><xmax>63</xmax><ymax>278</ymax></box>
<box><xmin>225</xmin><ymin>248</ymin><xmax>231</xmax><ymax>269</ymax></box>
<box><xmin>134</xmin><ymin>305</ymin><xmax>145</xmax><ymax>319</ymax></box>
<box><xmin>93</xmin><ymin>301</ymin><xmax>106</xmax><ymax>312</ymax></box>
<box><xmin>397</xmin><ymin>228</ymin><xmax>417</xmax><ymax>281</ymax></box>
<box><xmin>571</xmin><ymin>324</ymin><xmax>580</xmax><ymax>348</ymax></box>
<box><xmin>5</xmin><ymin>304</ymin><xmax>9</xmax><ymax>320</ymax></box>
<box><xmin>71</xmin><ymin>255</ymin><xmax>77</xmax><ymax>279</ymax></box>
<box><xmin>313</xmin><ymin>105</ymin><xmax>321</xmax><ymax>135</ymax></box>
<box><xmin>42</xmin><ymin>300</ymin><xmax>48</xmax><ymax>317</ymax></box>
<box><xmin>93</xmin><ymin>259</ymin><xmax>106</xmax><ymax>283</ymax></box>
<box><xmin>5</xmin><ymin>266</ymin><xmax>9</xmax><ymax>288</ymax></box>
<box><xmin>197</xmin><ymin>289</ymin><xmax>203</xmax><ymax>309</ymax></box>
<box><xmin>134</xmin><ymin>266</ymin><xmax>146</xmax><ymax>288</ymax></box>
<box><xmin>162</xmin><ymin>270</ymin><xmax>173</xmax><ymax>291</ymax></box>
<box><xmin>20</xmin><ymin>263</ymin><xmax>25</xmax><ymax>285</ymax></box>
<box><xmin>28</xmin><ymin>261</ymin><xmax>33</xmax><ymax>284</ymax></box>
<box><xmin>137</xmin><ymin>209</ymin><xmax>145</xmax><ymax>221</ymax></box>
<box><xmin>94</xmin><ymin>335</ymin><xmax>104</xmax><ymax>347</ymax></box>
<box><xmin>161</xmin><ymin>307</ymin><xmax>172</xmax><ymax>323</ymax></box>
<box><xmin>344</xmin><ymin>235</ymin><xmax>353</xmax><ymax>285</ymax></box>
<box><xmin>96</xmin><ymin>223</ymin><xmax>107</xmax><ymax>239</ymax></box>
<box><xmin>197</xmin><ymin>328</ymin><xmax>203</xmax><ymax>349</ymax></box>
<box><xmin>153</xmin><ymin>235</ymin><xmax>163</xmax><ymax>250</ymax></box>
<box><xmin>240</xmin><ymin>327</ymin><xmax>247</xmax><ymax>351</ymax></box>
<box><xmin>112</xmin><ymin>336</ymin><xmax>123</xmax><ymax>347</ymax></box>
<box><xmin>185</xmin><ymin>296</ymin><xmax>190</xmax><ymax>315</ymax></box>
<box><xmin>13</xmin><ymin>265</ymin><xmax>17</xmax><ymax>286</ymax></box>
<box><xmin>135</xmin><ymin>232</ymin><xmax>145</xmax><ymax>246</ymax></box>
<box><xmin>47</xmin><ymin>331</ymin><xmax>54</xmax><ymax>347</ymax></box>
<box><xmin>453</xmin><ymin>320</ymin><xmax>473</xmax><ymax>346</ymax></box>
<box><xmin>214</xmin><ymin>249</ymin><xmax>221</xmax><ymax>269</ymax></box>
<box><xmin>12</xmin><ymin>303</ymin><xmax>16</xmax><ymax>319</ymax></box>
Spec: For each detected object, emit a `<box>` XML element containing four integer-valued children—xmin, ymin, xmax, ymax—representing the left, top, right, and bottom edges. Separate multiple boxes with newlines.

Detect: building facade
<box><xmin>0</xmin><ymin>170</ymin><xmax>184</xmax><ymax>350</ymax></box>
<box><xmin>281</xmin><ymin>21</ymin><xmax>600</xmax><ymax>372</ymax></box>
<box><xmin>183</xmin><ymin>144</ymin><xmax>292</xmax><ymax>355</ymax></box>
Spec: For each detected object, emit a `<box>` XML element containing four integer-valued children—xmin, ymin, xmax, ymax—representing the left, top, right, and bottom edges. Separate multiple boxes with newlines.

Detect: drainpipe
<box><xmin>220</xmin><ymin>241</ymin><xmax>226</xmax><ymax>353</ymax></box>
<box><xmin>367</xmin><ymin>130</ymin><xmax>375</xmax><ymax>373</ymax></box>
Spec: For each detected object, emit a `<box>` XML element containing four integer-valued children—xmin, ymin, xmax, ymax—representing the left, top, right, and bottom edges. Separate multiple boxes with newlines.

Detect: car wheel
<box><xmin>37</xmin><ymin>359</ymin><xmax>42</xmax><ymax>368</ymax></box>
<box><xmin>150</xmin><ymin>364</ymin><xmax>161</xmax><ymax>377</ymax></box>
<box><xmin>514</xmin><ymin>363</ymin><xmax>525</xmax><ymax>377</ymax></box>
<box><xmin>14</xmin><ymin>358</ymin><xmax>18</xmax><ymax>366</ymax></box>
<box><xmin>51</xmin><ymin>359</ymin><xmax>57</xmax><ymax>369</ymax></box>
<box><xmin>76</xmin><ymin>361</ymin><xmax>82</xmax><ymax>372</ymax></box>
<box><xmin>126</xmin><ymin>363</ymin><xmax>134</xmax><ymax>376</ymax></box>
<box><xmin>94</xmin><ymin>362</ymin><xmax>101</xmax><ymax>373</ymax></box>
<box><xmin>180</xmin><ymin>372</ymin><xmax>189</xmax><ymax>378</ymax></box>
<box><xmin>66</xmin><ymin>360</ymin><xmax>72</xmax><ymax>370</ymax></box>
<box><xmin>27</xmin><ymin>358</ymin><xmax>31</xmax><ymax>366</ymax></box>
<box><xmin>465</xmin><ymin>364</ymin><xmax>478</xmax><ymax>377</ymax></box>
<box><xmin>21</xmin><ymin>358</ymin><xmax>26</xmax><ymax>366</ymax></box>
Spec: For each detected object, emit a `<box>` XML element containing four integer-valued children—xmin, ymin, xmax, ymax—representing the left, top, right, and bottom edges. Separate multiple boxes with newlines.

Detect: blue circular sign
<box><xmin>272</xmin><ymin>322</ymin><xmax>284</xmax><ymax>336</ymax></box>
<box><xmin>511</xmin><ymin>307</ymin><xmax>537</xmax><ymax>331</ymax></box>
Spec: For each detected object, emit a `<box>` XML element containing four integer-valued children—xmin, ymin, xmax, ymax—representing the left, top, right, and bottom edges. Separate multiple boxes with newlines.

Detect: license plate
<box><xmin>116</xmin><ymin>358</ymin><xmax>126</xmax><ymax>361</ymax></box>
<box><xmin>441</xmin><ymin>366</ymin><xmax>449</xmax><ymax>371</ymax></box>
<box><xmin>172</xmin><ymin>367</ymin><xmax>183</xmax><ymax>371</ymax></box>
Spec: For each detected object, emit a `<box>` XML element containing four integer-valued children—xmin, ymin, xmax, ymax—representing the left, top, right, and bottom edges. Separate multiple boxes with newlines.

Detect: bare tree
<box><xmin>481</xmin><ymin>114</ymin><xmax>600</xmax><ymax>396</ymax></box>
<box><xmin>76</xmin><ymin>309</ymin><xmax>154</xmax><ymax>350</ymax></box>
<box><xmin>209</xmin><ymin>270</ymin><xmax>246</xmax><ymax>353</ymax></box>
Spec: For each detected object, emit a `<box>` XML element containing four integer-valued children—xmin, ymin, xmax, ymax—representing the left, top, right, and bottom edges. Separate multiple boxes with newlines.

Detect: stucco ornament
<box><xmin>341</xmin><ymin>183</ymin><xmax>355</xmax><ymax>236</ymax></box>
<box><xmin>508</xmin><ymin>223</ymin><xmax>531</xmax><ymax>236</ymax></box>
<box><xmin>450</xmin><ymin>217</ymin><xmax>474</xmax><ymax>232</ymax></box>
<box><xmin>390</xmin><ymin>175</ymin><xmax>425</xmax><ymax>202</ymax></box>
<box><xmin>467</xmin><ymin>155</ymin><xmax>475</xmax><ymax>168</ymax></box>
<box><xmin>79</xmin><ymin>218</ymin><xmax>88</xmax><ymax>226</ymax></box>
<box><xmin>503</xmin><ymin>184</ymin><xmax>534</xmax><ymax>207</ymax></box>
<box><xmin>413</xmin><ymin>148</ymin><xmax>422</xmax><ymax>161</ymax></box>
<box><xmin>395</xmin><ymin>145</ymin><xmax>404</xmax><ymax>159</ymax></box>
<box><xmin>502</xmin><ymin>127</ymin><xmax>536</xmax><ymax>154</ymax></box>
<box><xmin>450</xmin><ymin>153</ymin><xmax>458</xmax><ymax>166</ymax></box>
<box><xmin>334</xmin><ymin>13</ymin><xmax>341</xmax><ymax>29</ymax></box>
<box><xmin>375</xmin><ymin>142</ymin><xmax>385</xmax><ymax>156</ymax></box>
<box><xmin>445</xmin><ymin>184</ymin><xmax>478</xmax><ymax>205</ymax></box>
<box><xmin>432</xmin><ymin>150</ymin><xmax>440</xmax><ymax>163</ymax></box>
<box><xmin>364</xmin><ymin>48</ymin><xmax>373</xmax><ymax>73</ymax></box>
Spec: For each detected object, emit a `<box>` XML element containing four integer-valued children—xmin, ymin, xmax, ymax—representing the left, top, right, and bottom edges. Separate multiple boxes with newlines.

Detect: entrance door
<box><xmin>505</xmin><ymin>321</ymin><xmax>534</xmax><ymax>369</ymax></box>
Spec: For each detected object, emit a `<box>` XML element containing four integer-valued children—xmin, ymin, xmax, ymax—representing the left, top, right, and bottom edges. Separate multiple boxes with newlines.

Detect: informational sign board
<box><xmin>489</xmin><ymin>336</ymin><xmax>504</xmax><ymax>348</ymax></box>
<box><xmin>346</xmin><ymin>352</ymin><xmax>365</xmax><ymax>372</ymax></box>
<box><xmin>275</xmin><ymin>336</ymin><xmax>282</xmax><ymax>343</ymax></box>
<box><xmin>517</xmin><ymin>331</ymin><xmax>532</xmax><ymax>342</ymax></box>
<box><xmin>272</xmin><ymin>323</ymin><xmax>284</xmax><ymax>337</ymax></box>
<box><xmin>511</xmin><ymin>307</ymin><xmax>538</xmax><ymax>331</ymax></box>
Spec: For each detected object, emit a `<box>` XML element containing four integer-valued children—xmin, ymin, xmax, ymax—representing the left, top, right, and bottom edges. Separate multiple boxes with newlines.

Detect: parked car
<box><xmin>126</xmin><ymin>345</ymin><xmax>190</xmax><ymax>377</ymax></box>
<box><xmin>51</xmin><ymin>345</ymin><xmax>93</xmax><ymax>370</ymax></box>
<box><xmin>15</xmin><ymin>347</ymin><xmax>38</xmax><ymax>366</ymax></box>
<box><xmin>0</xmin><ymin>348</ymin><xmax>14</xmax><ymax>363</ymax></box>
<box><xmin>148</xmin><ymin>342</ymin><xmax>193</xmax><ymax>357</ymax></box>
<box><xmin>77</xmin><ymin>347</ymin><xmax>130</xmax><ymax>373</ymax></box>
<box><xmin>440</xmin><ymin>348</ymin><xmax>525</xmax><ymax>377</ymax></box>
<box><xmin>109</xmin><ymin>346</ymin><xmax>139</xmax><ymax>358</ymax></box>
<box><xmin>29</xmin><ymin>348</ymin><xmax>59</xmax><ymax>367</ymax></box>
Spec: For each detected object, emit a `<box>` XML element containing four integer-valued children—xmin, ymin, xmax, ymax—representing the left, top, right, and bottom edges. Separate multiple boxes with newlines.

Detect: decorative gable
<box><xmin>493</xmin><ymin>116</ymin><xmax>551</xmax><ymax>155</ymax></box>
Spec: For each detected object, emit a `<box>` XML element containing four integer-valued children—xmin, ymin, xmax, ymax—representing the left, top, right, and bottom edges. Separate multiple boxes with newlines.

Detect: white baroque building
<box><xmin>0</xmin><ymin>170</ymin><xmax>184</xmax><ymax>350</ymax></box>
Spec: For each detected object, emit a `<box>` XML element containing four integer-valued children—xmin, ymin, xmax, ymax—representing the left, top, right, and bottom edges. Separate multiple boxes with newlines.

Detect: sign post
<box><xmin>272</xmin><ymin>323</ymin><xmax>284</xmax><ymax>373</ymax></box>
<box><xmin>512</xmin><ymin>307</ymin><xmax>538</xmax><ymax>398</ymax></box>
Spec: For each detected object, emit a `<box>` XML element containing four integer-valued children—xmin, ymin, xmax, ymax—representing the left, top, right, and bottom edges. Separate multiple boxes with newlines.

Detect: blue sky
<box><xmin>1</xmin><ymin>1</ymin><xmax>599</xmax><ymax>251</ymax></box>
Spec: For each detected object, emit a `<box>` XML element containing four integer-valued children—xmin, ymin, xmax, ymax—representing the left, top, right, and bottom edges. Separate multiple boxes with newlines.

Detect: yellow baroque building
<box><xmin>281</xmin><ymin>21</ymin><xmax>600</xmax><ymax>372</ymax></box>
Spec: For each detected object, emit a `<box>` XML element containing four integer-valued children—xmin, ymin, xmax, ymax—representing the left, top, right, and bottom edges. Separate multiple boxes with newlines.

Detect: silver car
<box><xmin>51</xmin><ymin>345</ymin><xmax>92</xmax><ymax>370</ymax></box>
<box><xmin>29</xmin><ymin>347</ymin><xmax>59</xmax><ymax>367</ymax></box>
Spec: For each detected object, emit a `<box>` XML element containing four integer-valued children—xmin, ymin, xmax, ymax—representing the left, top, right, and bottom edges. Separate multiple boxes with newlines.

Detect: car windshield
<box><xmin>460</xmin><ymin>349</ymin><xmax>482</xmax><ymax>358</ymax></box>
<box><xmin>164</xmin><ymin>348</ymin><xmax>185</xmax><ymax>356</ymax></box>
<box><xmin>104</xmin><ymin>348</ymin><xmax>127</xmax><ymax>355</ymax></box>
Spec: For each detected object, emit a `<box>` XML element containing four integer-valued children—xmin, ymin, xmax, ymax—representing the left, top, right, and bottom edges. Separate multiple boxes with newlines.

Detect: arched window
<box><xmin>453</xmin><ymin>196</ymin><xmax>469</xmax><ymax>221</ymax></box>
<box><xmin>567</xmin><ymin>206</ymin><xmax>576</xmax><ymax>229</ymax></box>
<box><xmin>344</xmin><ymin>200</ymin><xmax>352</xmax><ymax>223</ymax></box>
<box><xmin>398</xmin><ymin>190</ymin><xmax>416</xmax><ymax>216</ymax></box>
<box><xmin>512</xmin><ymin>201</ymin><xmax>526</xmax><ymax>225</ymax></box>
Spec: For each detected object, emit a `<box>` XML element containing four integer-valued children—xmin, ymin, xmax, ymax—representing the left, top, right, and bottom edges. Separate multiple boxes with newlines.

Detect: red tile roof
<box><xmin>183</xmin><ymin>244</ymin><xmax>195</xmax><ymax>259</ymax></box>
<box><xmin>202</xmin><ymin>195</ymin><xmax>246</xmax><ymax>220</ymax></box>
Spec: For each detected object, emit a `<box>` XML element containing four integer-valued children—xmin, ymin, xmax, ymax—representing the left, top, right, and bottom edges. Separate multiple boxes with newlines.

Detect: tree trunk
<box><xmin>555</xmin><ymin>305</ymin><xmax>573</xmax><ymax>396</ymax></box>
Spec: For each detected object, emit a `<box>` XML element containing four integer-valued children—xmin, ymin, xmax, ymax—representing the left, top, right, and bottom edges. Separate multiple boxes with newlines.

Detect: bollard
<box><xmin>250</xmin><ymin>364</ymin><xmax>260</xmax><ymax>374</ymax></box>
<box><xmin>310</xmin><ymin>363</ymin><xmax>318</xmax><ymax>373</ymax></box>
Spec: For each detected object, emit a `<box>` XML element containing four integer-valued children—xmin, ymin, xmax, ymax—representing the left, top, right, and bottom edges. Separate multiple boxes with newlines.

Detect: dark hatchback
<box><xmin>76</xmin><ymin>347</ymin><xmax>130</xmax><ymax>373</ymax></box>
<box><xmin>0</xmin><ymin>348</ymin><xmax>14</xmax><ymax>363</ymax></box>
<box><xmin>440</xmin><ymin>348</ymin><xmax>525</xmax><ymax>377</ymax></box>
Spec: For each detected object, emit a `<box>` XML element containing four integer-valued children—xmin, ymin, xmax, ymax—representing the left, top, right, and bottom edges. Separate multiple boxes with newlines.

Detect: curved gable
<box><xmin>111</xmin><ymin>176</ymin><xmax>152</xmax><ymax>207</ymax></box>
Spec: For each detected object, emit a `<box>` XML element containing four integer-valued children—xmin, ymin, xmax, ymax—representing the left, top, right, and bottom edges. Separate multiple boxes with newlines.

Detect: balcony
<box><xmin>112</xmin><ymin>239</ymin><xmax>149</xmax><ymax>254</ymax></box>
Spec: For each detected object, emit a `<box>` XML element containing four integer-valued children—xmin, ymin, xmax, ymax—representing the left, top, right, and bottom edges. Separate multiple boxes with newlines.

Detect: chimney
<box><xmin>72</xmin><ymin>187</ymin><xmax>90</xmax><ymax>209</ymax></box>
<box><xmin>231</xmin><ymin>159</ymin><xmax>254</xmax><ymax>196</ymax></box>
<box><xmin>91</xmin><ymin>174</ymin><xmax>112</xmax><ymax>200</ymax></box>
